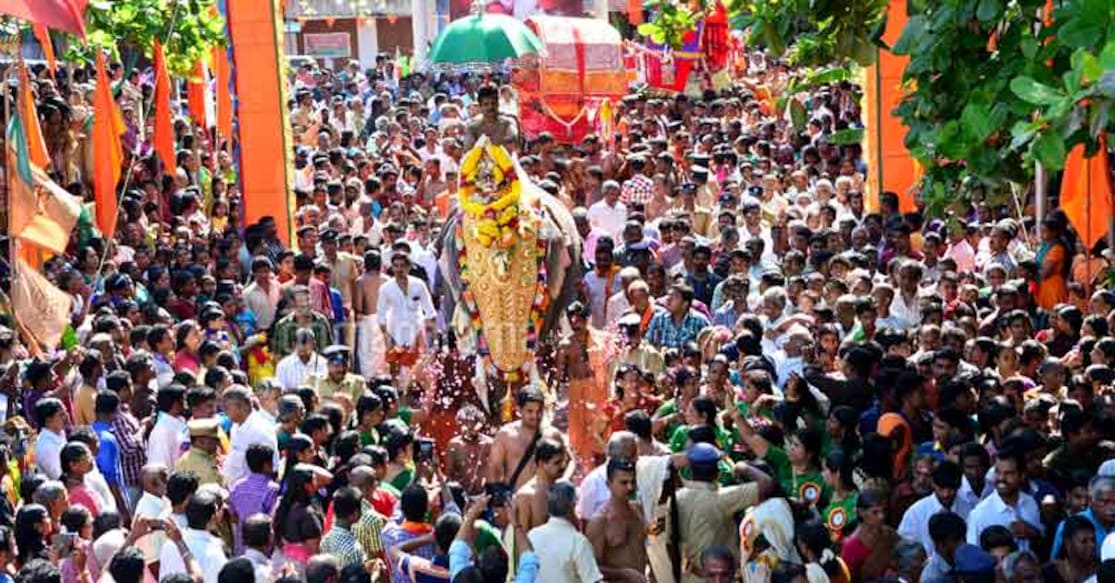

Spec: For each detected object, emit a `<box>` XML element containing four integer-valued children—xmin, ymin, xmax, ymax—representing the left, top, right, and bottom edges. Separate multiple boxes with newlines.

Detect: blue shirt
<box><xmin>1050</xmin><ymin>507</ymin><xmax>1115</xmax><ymax>559</ymax></box>
<box><xmin>91</xmin><ymin>420</ymin><xmax>123</xmax><ymax>488</ymax></box>
<box><xmin>449</xmin><ymin>540</ymin><xmax>538</xmax><ymax>583</ymax></box>
<box><xmin>646</xmin><ymin>310</ymin><xmax>710</xmax><ymax>349</ymax></box>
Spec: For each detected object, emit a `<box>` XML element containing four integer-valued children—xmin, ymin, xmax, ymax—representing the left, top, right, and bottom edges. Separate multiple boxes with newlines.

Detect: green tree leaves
<box><xmin>64</xmin><ymin>0</ymin><xmax>226</xmax><ymax>75</ymax></box>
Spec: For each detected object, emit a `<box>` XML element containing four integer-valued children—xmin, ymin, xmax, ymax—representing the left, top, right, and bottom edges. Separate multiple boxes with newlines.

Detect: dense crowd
<box><xmin>1</xmin><ymin>46</ymin><xmax>1115</xmax><ymax>583</ymax></box>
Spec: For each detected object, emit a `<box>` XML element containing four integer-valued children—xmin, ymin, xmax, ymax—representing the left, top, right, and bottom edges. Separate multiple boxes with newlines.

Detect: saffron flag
<box><xmin>92</xmin><ymin>52</ymin><xmax>126</xmax><ymax>240</ymax></box>
<box><xmin>1060</xmin><ymin>139</ymin><xmax>1113</xmax><ymax>252</ymax></box>
<box><xmin>7</xmin><ymin>114</ymin><xmax>81</xmax><ymax>254</ymax></box>
<box><xmin>18</xmin><ymin>62</ymin><xmax>50</xmax><ymax>169</ymax></box>
<box><xmin>0</xmin><ymin>0</ymin><xmax>88</xmax><ymax>36</ymax></box>
<box><xmin>227</xmin><ymin>0</ymin><xmax>296</xmax><ymax>244</ymax></box>
<box><xmin>32</xmin><ymin>25</ymin><xmax>56</xmax><ymax>77</ymax></box>
<box><xmin>213</xmin><ymin>44</ymin><xmax>233</xmax><ymax>140</ymax></box>
<box><xmin>152</xmin><ymin>39</ymin><xmax>178</xmax><ymax>175</ymax></box>
<box><xmin>11</xmin><ymin>258</ymin><xmax>73</xmax><ymax>351</ymax></box>
<box><xmin>187</xmin><ymin>60</ymin><xmax>209</xmax><ymax>129</ymax></box>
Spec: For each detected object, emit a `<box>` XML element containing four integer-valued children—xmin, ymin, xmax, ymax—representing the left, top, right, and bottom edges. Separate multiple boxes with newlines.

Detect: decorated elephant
<box><xmin>435</xmin><ymin>138</ymin><xmax>582</xmax><ymax>416</ymax></box>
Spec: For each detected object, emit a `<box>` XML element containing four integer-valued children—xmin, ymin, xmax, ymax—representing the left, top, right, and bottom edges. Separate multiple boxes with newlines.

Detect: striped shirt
<box><xmin>320</xmin><ymin>524</ymin><xmax>366</xmax><ymax>567</ymax></box>
<box><xmin>353</xmin><ymin>499</ymin><xmax>388</xmax><ymax>558</ymax></box>
<box><xmin>112</xmin><ymin>407</ymin><xmax>147</xmax><ymax>489</ymax></box>
<box><xmin>229</xmin><ymin>473</ymin><xmax>281</xmax><ymax>554</ymax></box>
<box><xmin>382</xmin><ymin>522</ymin><xmax>435</xmax><ymax>583</ymax></box>
<box><xmin>645</xmin><ymin>309</ymin><xmax>711</xmax><ymax>349</ymax></box>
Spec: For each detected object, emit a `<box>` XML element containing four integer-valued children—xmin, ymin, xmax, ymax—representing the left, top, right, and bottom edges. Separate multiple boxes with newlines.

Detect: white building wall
<box><xmin>356</xmin><ymin>19</ymin><xmax>379</xmax><ymax>68</ymax></box>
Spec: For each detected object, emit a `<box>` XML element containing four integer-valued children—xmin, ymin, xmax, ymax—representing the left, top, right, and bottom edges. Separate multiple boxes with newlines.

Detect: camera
<box><xmin>416</xmin><ymin>437</ymin><xmax>436</xmax><ymax>463</ymax></box>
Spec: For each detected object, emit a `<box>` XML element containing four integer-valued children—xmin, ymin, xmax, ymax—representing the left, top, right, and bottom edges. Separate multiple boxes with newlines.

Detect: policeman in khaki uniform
<box><xmin>175</xmin><ymin>418</ymin><xmax>224</xmax><ymax>487</ymax></box>
<box><xmin>312</xmin><ymin>345</ymin><xmax>367</xmax><ymax>416</ymax></box>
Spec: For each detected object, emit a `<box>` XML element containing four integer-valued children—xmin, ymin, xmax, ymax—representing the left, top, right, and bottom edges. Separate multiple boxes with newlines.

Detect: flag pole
<box><xmin>92</xmin><ymin>6</ymin><xmax>185</xmax><ymax>283</ymax></box>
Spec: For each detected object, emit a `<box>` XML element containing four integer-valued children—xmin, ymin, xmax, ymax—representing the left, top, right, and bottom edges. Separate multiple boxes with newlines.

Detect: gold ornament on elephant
<box><xmin>457</xmin><ymin>138</ymin><xmax>546</xmax><ymax>377</ymax></box>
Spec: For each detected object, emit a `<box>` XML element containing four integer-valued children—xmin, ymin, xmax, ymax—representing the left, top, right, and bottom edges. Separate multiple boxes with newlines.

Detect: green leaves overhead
<box><xmin>893</xmin><ymin>0</ymin><xmax>1115</xmax><ymax>214</ymax></box>
<box><xmin>65</xmin><ymin>0</ymin><xmax>226</xmax><ymax>75</ymax></box>
<box><xmin>637</xmin><ymin>0</ymin><xmax>699</xmax><ymax>49</ymax></box>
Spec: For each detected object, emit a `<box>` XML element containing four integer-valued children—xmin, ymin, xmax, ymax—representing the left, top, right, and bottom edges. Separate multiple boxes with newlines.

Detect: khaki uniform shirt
<box><xmin>313</xmin><ymin>373</ymin><xmax>366</xmax><ymax>405</ymax></box>
<box><xmin>329</xmin><ymin>252</ymin><xmax>359</xmax><ymax>309</ymax></box>
<box><xmin>668</xmin><ymin>480</ymin><xmax>759</xmax><ymax>581</ymax></box>
<box><xmin>175</xmin><ymin>447</ymin><xmax>224</xmax><ymax>487</ymax></box>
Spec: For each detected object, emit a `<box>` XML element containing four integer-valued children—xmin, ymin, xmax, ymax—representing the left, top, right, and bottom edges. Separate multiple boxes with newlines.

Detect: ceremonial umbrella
<box><xmin>428</xmin><ymin>12</ymin><xmax>544</xmax><ymax>65</ymax></box>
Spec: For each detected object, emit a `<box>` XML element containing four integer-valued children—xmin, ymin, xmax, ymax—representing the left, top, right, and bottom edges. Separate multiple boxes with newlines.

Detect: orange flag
<box><xmin>186</xmin><ymin>59</ymin><xmax>209</xmax><ymax>129</ymax></box>
<box><xmin>92</xmin><ymin>52</ymin><xmax>125</xmax><ymax>240</ymax></box>
<box><xmin>152</xmin><ymin>39</ymin><xmax>178</xmax><ymax>176</ymax></box>
<box><xmin>32</xmin><ymin>25</ymin><xmax>56</xmax><ymax>77</ymax></box>
<box><xmin>213</xmin><ymin>44</ymin><xmax>233</xmax><ymax>140</ymax></box>
<box><xmin>1060</xmin><ymin>138</ymin><xmax>1113</xmax><ymax>252</ymax></box>
<box><xmin>17</xmin><ymin>62</ymin><xmax>49</xmax><ymax>169</ymax></box>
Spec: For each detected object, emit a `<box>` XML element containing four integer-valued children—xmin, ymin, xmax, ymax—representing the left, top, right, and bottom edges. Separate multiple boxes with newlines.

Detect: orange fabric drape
<box><xmin>152</xmin><ymin>39</ymin><xmax>178</xmax><ymax>176</ymax></box>
<box><xmin>863</xmin><ymin>0</ymin><xmax>921</xmax><ymax>213</ymax></box>
<box><xmin>1060</xmin><ymin>138</ymin><xmax>1113</xmax><ymax>252</ymax></box>
<box><xmin>18</xmin><ymin>62</ymin><xmax>49</xmax><ymax>169</ymax></box>
<box><xmin>92</xmin><ymin>52</ymin><xmax>125</xmax><ymax>240</ymax></box>
<box><xmin>187</xmin><ymin>60</ymin><xmax>209</xmax><ymax>129</ymax></box>
<box><xmin>227</xmin><ymin>0</ymin><xmax>295</xmax><ymax>245</ymax></box>
<box><xmin>212</xmin><ymin>44</ymin><xmax>233</xmax><ymax>140</ymax></box>
<box><xmin>32</xmin><ymin>25</ymin><xmax>56</xmax><ymax>77</ymax></box>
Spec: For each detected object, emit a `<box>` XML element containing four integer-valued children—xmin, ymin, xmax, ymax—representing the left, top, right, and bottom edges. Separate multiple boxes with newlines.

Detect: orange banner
<box><xmin>227</xmin><ymin>0</ymin><xmax>295</xmax><ymax>245</ymax></box>
<box><xmin>1060</xmin><ymin>139</ymin><xmax>1112</xmax><ymax>252</ymax></box>
<box><xmin>92</xmin><ymin>52</ymin><xmax>125</xmax><ymax>240</ymax></box>
<box><xmin>863</xmin><ymin>0</ymin><xmax>920</xmax><ymax>213</ymax></box>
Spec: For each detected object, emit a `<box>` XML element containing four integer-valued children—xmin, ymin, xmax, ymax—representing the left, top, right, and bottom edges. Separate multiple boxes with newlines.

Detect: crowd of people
<box><xmin>1</xmin><ymin>41</ymin><xmax>1115</xmax><ymax>583</ymax></box>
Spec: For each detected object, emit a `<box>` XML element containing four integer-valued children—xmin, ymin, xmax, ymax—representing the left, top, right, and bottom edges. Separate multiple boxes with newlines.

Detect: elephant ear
<box><xmin>435</xmin><ymin>211</ymin><xmax>464</xmax><ymax>305</ymax></box>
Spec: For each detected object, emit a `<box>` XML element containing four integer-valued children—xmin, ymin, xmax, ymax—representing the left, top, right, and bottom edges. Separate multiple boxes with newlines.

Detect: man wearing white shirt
<box><xmin>220</xmin><ymin>387</ymin><xmax>280</xmax><ymax>486</ymax></box>
<box><xmin>148</xmin><ymin>385</ymin><xmax>190</xmax><ymax>469</ymax></box>
<box><xmin>586</xmin><ymin>181</ymin><xmax>628</xmax><ymax>239</ymax></box>
<box><xmin>33</xmin><ymin>398</ymin><xmax>68</xmax><ymax>480</ymax></box>
<box><xmin>966</xmin><ymin>451</ymin><xmax>1043</xmax><ymax>551</ymax></box>
<box><xmin>275</xmin><ymin>329</ymin><xmax>328</xmax><ymax>390</ymax></box>
<box><xmin>890</xmin><ymin>261</ymin><xmax>924</xmax><ymax>327</ymax></box>
<box><xmin>576</xmin><ymin>432</ymin><xmax>638</xmax><ymax>522</ymax></box>
<box><xmin>376</xmin><ymin>251</ymin><xmax>436</xmax><ymax>353</ymax></box>
<box><xmin>529</xmin><ymin>481</ymin><xmax>604</xmax><ymax>583</ymax></box>
<box><xmin>899</xmin><ymin>461</ymin><xmax>973</xmax><ymax>555</ymax></box>
<box><xmin>134</xmin><ymin>464</ymin><xmax>172</xmax><ymax>568</ymax></box>
<box><xmin>159</xmin><ymin>491</ymin><xmax>228</xmax><ymax>583</ymax></box>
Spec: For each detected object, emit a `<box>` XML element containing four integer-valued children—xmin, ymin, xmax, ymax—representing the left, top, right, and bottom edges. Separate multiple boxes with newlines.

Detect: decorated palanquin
<box><xmin>511</xmin><ymin>16</ymin><xmax>627</xmax><ymax>144</ymax></box>
<box><xmin>627</xmin><ymin>1</ymin><xmax>736</xmax><ymax>95</ymax></box>
<box><xmin>437</xmin><ymin>138</ymin><xmax>582</xmax><ymax>418</ymax></box>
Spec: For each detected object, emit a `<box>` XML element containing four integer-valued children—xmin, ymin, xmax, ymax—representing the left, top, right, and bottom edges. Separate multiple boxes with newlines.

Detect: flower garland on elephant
<box><xmin>455</xmin><ymin>138</ymin><xmax>552</xmax><ymax>420</ymax></box>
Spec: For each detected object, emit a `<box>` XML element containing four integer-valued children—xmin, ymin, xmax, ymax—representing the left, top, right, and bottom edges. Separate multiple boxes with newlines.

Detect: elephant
<box><xmin>434</xmin><ymin>181</ymin><xmax>583</xmax><ymax>416</ymax></box>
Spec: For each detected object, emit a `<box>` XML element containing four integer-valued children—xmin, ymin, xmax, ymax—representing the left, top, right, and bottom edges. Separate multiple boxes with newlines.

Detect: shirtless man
<box><xmin>487</xmin><ymin>386</ymin><xmax>569</xmax><ymax>492</ymax></box>
<box><xmin>445</xmin><ymin>405</ymin><xmax>493</xmax><ymax>494</ymax></box>
<box><xmin>511</xmin><ymin>437</ymin><xmax>567</xmax><ymax>533</ymax></box>
<box><xmin>555</xmin><ymin>302</ymin><xmax>611</xmax><ymax>470</ymax></box>
<box><xmin>463</xmin><ymin>84</ymin><xmax>519</xmax><ymax>152</ymax></box>
<box><xmin>353</xmin><ymin>249</ymin><xmax>386</xmax><ymax>379</ymax></box>
<box><xmin>586</xmin><ymin>459</ymin><xmax>648</xmax><ymax>583</ymax></box>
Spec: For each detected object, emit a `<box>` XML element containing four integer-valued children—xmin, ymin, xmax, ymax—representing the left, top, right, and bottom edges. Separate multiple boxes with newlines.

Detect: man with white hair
<box><xmin>528</xmin><ymin>481</ymin><xmax>603</xmax><ymax>583</ymax></box>
<box><xmin>775</xmin><ymin>325</ymin><xmax>813</xmax><ymax>390</ymax></box>
<box><xmin>603</xmin><ymin>268</ymin><xmax>643</xmax><ymax>329</ymax></box>
<box><xmin>587</xmin><ymin>180</ymin><xmax>627</xmax><ymax>239</ymax></box>
<box><xmin>576</xmin><ymin>432</ymin><xmax>639</xmax><ymax>521</ymax></box>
